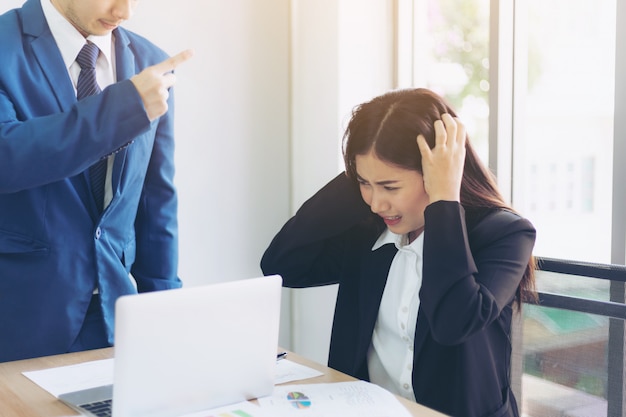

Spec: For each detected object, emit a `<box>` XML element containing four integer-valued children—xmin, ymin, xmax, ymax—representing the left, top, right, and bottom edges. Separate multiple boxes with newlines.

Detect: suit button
<box><xmin>95</xmin><ymin>227</ymin><xmax>102</xmax><ymax>239</ymax></box>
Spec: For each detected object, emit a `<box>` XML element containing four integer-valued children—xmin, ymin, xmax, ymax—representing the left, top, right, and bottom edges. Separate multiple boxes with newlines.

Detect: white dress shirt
<box><xmin>41</xmin><ymin>0</ymin><xmax>117</xmax><ymax>210</ymax></box>
<box><xmin>367</xmin><ymin>228</ymin><xmax>424</xmax><ymax>401</ymax></box>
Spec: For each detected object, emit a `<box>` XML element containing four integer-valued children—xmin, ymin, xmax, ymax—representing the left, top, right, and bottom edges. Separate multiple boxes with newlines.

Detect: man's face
<box><xmin>51</xmin><ymin>0</ymin><xmax>138</xmax><ymax>37</ymax></box>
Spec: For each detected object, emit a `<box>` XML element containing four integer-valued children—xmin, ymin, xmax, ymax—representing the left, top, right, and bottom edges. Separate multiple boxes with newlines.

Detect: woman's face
<box><xmin>356</xmin><ymin>152</ymin><xmax>430</xmax><ymax>240</ymax></box>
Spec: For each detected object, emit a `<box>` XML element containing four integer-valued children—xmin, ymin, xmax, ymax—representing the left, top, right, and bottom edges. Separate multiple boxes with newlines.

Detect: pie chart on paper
<box><xmin>286</xmin><ymin>391</ymin><xmax>312</xmax><ymax>409</ymax></box>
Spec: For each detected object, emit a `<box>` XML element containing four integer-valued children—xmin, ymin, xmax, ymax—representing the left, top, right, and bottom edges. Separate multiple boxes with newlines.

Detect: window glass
<box><xmin>408</xmin><ymin>0</ymin><xmax>490</xmax><ymax>162</ymax></box>
<box><xmin>515</xmin><ymin>2</ymin><xmax>618</xmax><ymax>414</ymax></box>
<box><xmin>513</xmin><ymin>0</ymin><xmax>616</xmax><ymax>263</ymax></box>
<box><xmin>405</xmin><ymin>1</ymin><xmax>619</xmax><ymax>414</ymax></box>
<box><xmin>523</xmin><ymin>272</ymin><xmax>611</xmax><ymax>414</ymax></box>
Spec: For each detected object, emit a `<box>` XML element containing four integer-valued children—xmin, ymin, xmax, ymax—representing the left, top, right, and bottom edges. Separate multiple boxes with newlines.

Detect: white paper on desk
<box><xmin>275</xmin><ymin>359</ymin><xmax>324</xmax><ymax>384</ymax></box>
<box><xmin>22</xmin><ymin>358</ymin><xmax>114</xmax><ymax>398</ymax></box>
<box><xmin>21</xmin><ymin>358</ymin><xmax>321</xmax><ymax>399</ymax></box>
<box><xmin>256</xmin><ymin>380</ymin><xmax>413</xmax><ymax>417</ymax></box>
<box><xmin>177</xmin><ymin>400</ymin><xmax>274</xmax><ymax>417</ymax></box>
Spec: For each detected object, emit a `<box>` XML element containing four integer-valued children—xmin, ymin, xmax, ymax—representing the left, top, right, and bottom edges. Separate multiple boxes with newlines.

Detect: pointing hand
<box><xmin>130</xmin><ymin>49</ymin><xmax>194</xmax><ymax>121</ymax></box>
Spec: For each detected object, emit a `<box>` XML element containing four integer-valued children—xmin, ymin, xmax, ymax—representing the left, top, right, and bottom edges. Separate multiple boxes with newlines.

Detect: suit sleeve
<box><xmin>261</xmin><ymin>172</ymin><xmax>374</xmax><ymax>287</ymax></box>
<box><xmin>419</xmin><ymin>201</ymin><xmax>536</xmax><ymax>345</ymax></box>
<box><xmin>130</xmin><ymin>83</ymin><xmax>181</xmax><ymax>292</ymax></box>
<box><xmin>0</xmin><ymin>81</ymin><xmax>151</xmax><ymax>193</ymax></box>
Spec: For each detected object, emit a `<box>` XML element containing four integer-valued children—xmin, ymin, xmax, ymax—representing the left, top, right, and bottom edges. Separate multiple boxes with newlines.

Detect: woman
<box><xmin>261</xmin><ymin>88</ymin><xmax>536</xmax><ymax>417</ymax></box>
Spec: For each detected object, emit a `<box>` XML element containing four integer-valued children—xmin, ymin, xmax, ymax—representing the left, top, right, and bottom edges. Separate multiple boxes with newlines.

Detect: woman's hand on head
<box><xmin>416</xmin><ymin>113</ymin><xmax>466</xmax><ymax>203</ymax></box>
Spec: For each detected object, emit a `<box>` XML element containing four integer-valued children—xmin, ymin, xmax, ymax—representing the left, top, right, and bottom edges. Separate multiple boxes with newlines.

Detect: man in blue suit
<box><xmin>0</xmin><ymin>0</ymin><xmax>193</xmax><ymax>362</ymax></box>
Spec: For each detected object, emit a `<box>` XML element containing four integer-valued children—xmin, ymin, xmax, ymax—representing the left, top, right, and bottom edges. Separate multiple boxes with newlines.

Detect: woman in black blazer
<box><xmin>261</xmin><ymin>88</ymin><xmax>536</xmax><ymax>417</ymax></box>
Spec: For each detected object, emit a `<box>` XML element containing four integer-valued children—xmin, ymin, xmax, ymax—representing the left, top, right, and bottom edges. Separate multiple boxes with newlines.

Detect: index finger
<box><xmin>152</xmin><ymin>49</ymin><xmax>195</xmax><ymax>74</ymax></box>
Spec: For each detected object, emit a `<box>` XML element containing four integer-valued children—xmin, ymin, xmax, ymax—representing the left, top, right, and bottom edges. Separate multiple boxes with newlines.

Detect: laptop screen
<box><xmin>112</xmin><ymin>275</ymin><xmax>282</xmax><ymax>417</ymax></box>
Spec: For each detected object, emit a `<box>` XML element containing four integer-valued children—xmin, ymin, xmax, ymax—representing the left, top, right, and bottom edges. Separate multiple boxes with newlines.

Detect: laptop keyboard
<box><xmin>80</xmin><ymin>399</ymin><xmax>112</xmax><ymax>417</ymax></box>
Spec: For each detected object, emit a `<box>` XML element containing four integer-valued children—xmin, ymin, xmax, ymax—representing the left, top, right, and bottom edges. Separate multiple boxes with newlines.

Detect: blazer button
<box><xmin>95</xmin><ymin>227</ymin><xmax>102</xmax><ymax>240</ymax></box>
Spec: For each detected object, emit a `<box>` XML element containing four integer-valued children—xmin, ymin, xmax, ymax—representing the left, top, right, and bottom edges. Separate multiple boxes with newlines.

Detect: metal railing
<box><xmin>534</xmin><ymin>257</ymin><xmax>626</xmax><ymax>320</ymax></box>
<box><xmin>526</xmin><ymin>257</ymin><xmax>626</xmax><ymax>417</ymax></box>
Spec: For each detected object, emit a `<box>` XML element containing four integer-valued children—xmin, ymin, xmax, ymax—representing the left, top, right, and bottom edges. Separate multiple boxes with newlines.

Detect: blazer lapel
<box><xmin>412</xmin><ymin>307</ymin><xmax>430</xmax><ymax>366</ymax></box>
<box><xmin>108</xmin><ymin>29</ymin><xmax>136</xmax><ymax>194</ymax></box>
<box><xmin>112</xmin><ymin>28</ymin><xmax>135</xmax><ymax>83</ymax></box>
<box><xmin>356</xmin><ymin>243</ymin><xmax>397</xmax><ymax>362</ymax></box>
<box><xmin>21</xmin><ymin>0</ymin><xmax>94</xmax><ymax>209</ymax></box>
<box><xmin>22</xmin><ymin>0</ymin><xmax>76</xmax><ymax>112</ymax></box>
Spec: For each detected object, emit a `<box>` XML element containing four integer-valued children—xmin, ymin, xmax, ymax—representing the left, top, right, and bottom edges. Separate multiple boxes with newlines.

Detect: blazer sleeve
<box><xmin>261</xmin><ymin>172</ymin><xmax>375</xmax><ymax>287</ymax></box>
<box><xmin>131</xmin><ymin>85</ymin><xmax>181</xmax><ymax>292</ymax></box>
<box><xmin>0</xmin><ymin>80</ymin><xmax>151</xmax><ymax>193</ymax></box>
<box><xmin>419</xmin><ymin>201</ymin><xmax>536</xmax><ymax>345</ymax></box>
<box><xmin>0</xmin><ymin>6</ymin><xmax>154</xmax><ymax>193</ymax></box>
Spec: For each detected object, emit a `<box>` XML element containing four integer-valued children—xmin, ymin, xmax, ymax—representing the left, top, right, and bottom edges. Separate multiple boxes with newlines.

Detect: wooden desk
<box><xmin>0</xmin><ymin>348</ymin><xmax>446</xmax><ymax>416</ymax></box>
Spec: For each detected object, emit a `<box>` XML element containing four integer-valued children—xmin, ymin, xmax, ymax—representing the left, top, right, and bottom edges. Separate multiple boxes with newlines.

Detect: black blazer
<box><xmin>261</xmin><ymin>173</ymin><xmax>536</xmax><ymax>417</ymax></box>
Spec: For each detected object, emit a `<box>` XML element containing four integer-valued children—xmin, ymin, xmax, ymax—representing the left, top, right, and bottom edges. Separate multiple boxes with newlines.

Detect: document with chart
<box><xmin>256</xmin><ymin>381</ymin><xmax>412</xmax><ymax>417</ymax></box>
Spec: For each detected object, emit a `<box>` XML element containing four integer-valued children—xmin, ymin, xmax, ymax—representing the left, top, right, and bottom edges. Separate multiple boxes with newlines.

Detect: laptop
<box><xmin>59</xmin><ymin>274</ymin><xmax>282</xmax><ymax>417</ymax></box>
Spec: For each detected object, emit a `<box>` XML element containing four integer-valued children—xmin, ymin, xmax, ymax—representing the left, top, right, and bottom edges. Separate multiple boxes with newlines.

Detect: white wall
<box><xmin>2</xmin><ymin>0</ymin><xmax>395</xmax><ymax>364</ymax></box>
<box><xmin>123</xmin><ymin>1</ymin><xmax>293</xmax><ymax>349</ymax></box>
<box><xmin>123</xmin><ymin>1</ymin><xmax>291</xmax><ymax>286</ymax></box>
<box><xmin>289</xmin><ymin>0</ymin><xmax>394</xmax><ymax>363</ymax></box>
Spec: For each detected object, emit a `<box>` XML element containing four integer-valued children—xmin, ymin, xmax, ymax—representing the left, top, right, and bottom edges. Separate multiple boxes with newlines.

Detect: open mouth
<box><xmin>382</xmin><ymin>216</ymin><xmax>401</xmax><ymax>226</ymax></box>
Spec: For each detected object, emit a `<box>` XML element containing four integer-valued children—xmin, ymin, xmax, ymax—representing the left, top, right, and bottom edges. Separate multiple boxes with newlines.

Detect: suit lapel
<box><xmin>22</xmin><ymin>0</ymin><xmax>76</xmax><ymax>112</ymax></box>
<box><xmin>31</xmin><ymin>38</ymin><xmax>76</xmax><ymax>111</ymax></box>
<box><xmin>356</xmin><ymin>243</ymin><xmax>397</xmax><ymax>362</ymax></box>
<box><xmin>412</xmin><ymin>307</ymin><xmax>430</xmax><ymax>366</ymax></box>
<box><xmin>113</xmin><ymin>28</ymin><xmax>135</xmax><ymax>82</ymax></box>
<box><xmin>109</xmin><ymin>29</ymin><xmax>136</xmax><ymax>195</ymax></box>
<box><xmin>21</xmin><ymin>0</ymin><xmax>94</xmax><ymax>209</ymax></box>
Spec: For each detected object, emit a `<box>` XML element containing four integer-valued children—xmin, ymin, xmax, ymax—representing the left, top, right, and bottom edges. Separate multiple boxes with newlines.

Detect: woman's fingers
<box><xmin>417</xmin><ymin>113</ymin><xmax>466</xmax><ymax>203</ymax></box>
<box><xmin>416</xmin><ymin>134</ymin><xmax>431</xmax><ymax>157</ymax></box>
<box><xmin>433</xmin><ymin>119</ymin><xmax>446</xmax><ymax>147</ymax></box>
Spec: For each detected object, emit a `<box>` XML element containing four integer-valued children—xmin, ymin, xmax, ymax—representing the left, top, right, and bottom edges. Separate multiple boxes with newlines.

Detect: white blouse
<box><xmin>367</xmin><ymin>228</ymin><xmax>424</xmax><ymax>401</ymax></box>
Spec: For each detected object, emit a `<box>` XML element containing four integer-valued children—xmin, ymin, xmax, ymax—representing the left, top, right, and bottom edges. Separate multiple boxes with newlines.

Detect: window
<box><xmin>395</xmin><ymin>0</ymin><xmax>490</xmax><ymax>162</ymax></box>
<box><xmin>397</xmin><ymin>0</ymin><xmax>626</xmax><ymax>415</ymax></box>
<box><xmin>513</xmin><ymin>0</ymin><xmax>616</xmax><ymax>264</ymax></box>
<box><xmin>511</xmin><ymin>2</ymin><xmax>623</xmax><ymax>415</ymax></box>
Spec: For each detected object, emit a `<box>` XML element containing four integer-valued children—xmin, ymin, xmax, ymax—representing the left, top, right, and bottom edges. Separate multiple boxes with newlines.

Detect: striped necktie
<box><xmin>76</xmin><ymin>42</ymin><xmax>107</xmax><ymax>212</ymax></box>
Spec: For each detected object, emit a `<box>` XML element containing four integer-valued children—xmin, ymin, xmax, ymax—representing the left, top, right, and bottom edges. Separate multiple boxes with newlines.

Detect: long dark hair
<box><xmin>342</xmin><ymin>88</ymin><xmax>536</xmax><ymax>305</ymax></box>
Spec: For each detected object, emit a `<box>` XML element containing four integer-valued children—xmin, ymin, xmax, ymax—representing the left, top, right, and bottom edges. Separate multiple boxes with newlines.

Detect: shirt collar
<box><xmin>40</xmin><ymin>0</ymin><xmax>113</xmax><ymax>71</ymax></box>
<box><xmin>372</xmin><ymin>228</ymin><xmax>424</xmax><ymax>252</ymax></box>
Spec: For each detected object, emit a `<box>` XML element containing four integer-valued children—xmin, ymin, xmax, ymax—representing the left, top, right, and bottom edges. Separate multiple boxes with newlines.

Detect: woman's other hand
<box><xmin>416</xmin><ymin>113</ymin><xmax>466</xmax><ymax>203</ymax></box>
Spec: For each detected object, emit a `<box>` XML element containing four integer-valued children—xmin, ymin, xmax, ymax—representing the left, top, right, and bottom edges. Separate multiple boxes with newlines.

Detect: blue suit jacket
<box><xmin>0</xmin><ymin>0</ymin><xmax>182</xmax><ymax>362</ymax></box>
